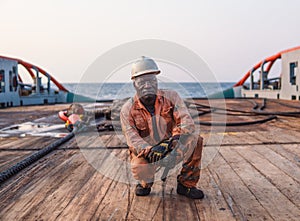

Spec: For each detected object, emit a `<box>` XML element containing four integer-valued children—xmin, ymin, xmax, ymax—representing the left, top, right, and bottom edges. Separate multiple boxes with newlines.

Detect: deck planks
<box><xmin>235</xmin><ymin>145</ymin><xmax>300</xmax><ymax>209</ymax></box>
<box><xmin>220</xmin><ymin>146</ymin><xmax>300</xmax><ymax>221</ymax></box>
<box><xmin>207</xmin><ymin>146</ymin><xmax>274</xmax><ymax>221</ymax></box>
<box><xmin>195</xmin><ymin>168</ymin><xmax>236</xmax><ymax>221</ymax></box>
<box><xmin>0</xmin><ymin>136</ymin><xmax>59</xmax><ymax>172</ymax></box>
<box><xmin>0</xmin><ymin>99</ymin><xmax>300</xmax><ymax>220</ymax></box>
<box><xmin>267</xmin><ymin>144</ymin><xmax>300</xmax><ymax>168</ymax></box>
<box><xmin>251</xmin><ymin>145</ymin><xmax>300</xmax><ymax>184</ymax></box>
<box><xmin>280</xmin><ymin>144</ymin><xmax>300</xmax><ymax>160</ymax></box>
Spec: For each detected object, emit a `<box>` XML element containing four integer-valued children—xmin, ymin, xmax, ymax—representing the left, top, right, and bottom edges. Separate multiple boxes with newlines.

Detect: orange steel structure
<box><xmin>234</xmin><ymin>46</ymin><xmax>300</xmax><ymax>87</ymax></box>
<box><xmin>0</xmin><ymin>55</ymin><xmax>68</xmax><ymax>92</ymax></box>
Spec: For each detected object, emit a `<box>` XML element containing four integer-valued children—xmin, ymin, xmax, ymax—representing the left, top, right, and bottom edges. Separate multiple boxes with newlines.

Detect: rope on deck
<box><xmin>189</xmin><ymin>98</ymin><xmax>300</xmax><ymax>126</ymax></box>
<box><xmin>196</xmin><ymin>115</ymin><xmax>277</xmax><ymax>126</ymax></box>
<box><xmin>0</xmin><ymin>130</ymin><xmax>75</xmax><ymax>184</ymax></box>
<box><xmin>188</xmin><ymin>98</ymin><xmax>300</xmax><ymax>117</ymax></box>
<box><xmin>250</xmin><ymin>99</ymin><xmax>300</xmax><ymax>116</ymax></box>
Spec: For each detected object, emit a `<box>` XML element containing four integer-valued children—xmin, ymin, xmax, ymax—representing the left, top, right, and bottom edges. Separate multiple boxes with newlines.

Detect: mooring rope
<box><xmin>0</xmin><ymin>129</ymin><xmax>76</xmax><ymax>184</ymax></box>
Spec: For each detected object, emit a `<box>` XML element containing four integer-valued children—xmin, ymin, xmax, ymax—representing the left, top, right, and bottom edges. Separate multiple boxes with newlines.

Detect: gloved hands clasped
<box><xmin>147</xmin><ymin>140</ymin><xmax>171</xmax><ymax>163</ymax></box>
<box><xmin>146</xmin><ymin>135</ymin><xmax>184</xmax><ymax>167</ymax></box>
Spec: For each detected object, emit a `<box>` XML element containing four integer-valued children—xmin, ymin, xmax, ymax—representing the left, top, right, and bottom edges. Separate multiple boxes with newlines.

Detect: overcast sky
<box><xmin>1</xmin><ymin>0</ymin><xmax>300</xmax><ymax>83</ymax></box>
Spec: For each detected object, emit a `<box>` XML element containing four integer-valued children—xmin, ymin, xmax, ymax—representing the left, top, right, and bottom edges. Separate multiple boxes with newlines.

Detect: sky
<box><xmin>1</xmin><ymin>0</ymin><xmax>300</xmax><ymax>83</ymax></box>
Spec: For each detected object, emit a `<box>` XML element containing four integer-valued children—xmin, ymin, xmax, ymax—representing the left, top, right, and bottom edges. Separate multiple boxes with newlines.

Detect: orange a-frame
<box><xmin>0</xmin><ymin>55</ymin><xmax>69</xmax><ymax>92</ymax></box>
<box><xmin>234</xmin><ymin>46</ymin><xmax>300</xmax><ymax>87</ymax></box>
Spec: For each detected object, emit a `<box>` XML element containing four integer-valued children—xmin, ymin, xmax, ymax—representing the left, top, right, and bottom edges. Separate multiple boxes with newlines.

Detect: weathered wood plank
<box><xmin>235</xmin><ymin>145</ymin><xmax>300</xmax><ymax>209</ymax></box>
<box><xmin>0</xmin><ymin>136</ymin><xmax>55</xmax><ymax>150</ymax></box>
<box><xmin>221</xmin><ymin>146</ymin><xmax>300</xmax><ymax>220</ymax></box>
<box><xmin>93</xmin><ymin>179</ymin><xmax>133</xmax><ymax>220</ymax></box>
<box><xmin>202</xmin><ymin>133</ymin><xmax>224</xmax><ymax>147</ymax></box>
<box><xmin>0</xmin><ymin>150</ymin><xmax>33</xmax><ymax>171</ymax></box>
<box><xmin>55</xmin><ymin>134</ymin><xmax>133</xmax><ymax>220</ymax></box>
<box><xmin>272</xmin><ymin>128</ymin><xmax>300</xmax><ymax>143</ymax></box>
<box><xmin>204</xmin><ymin>132</ymin><xmax>239</xmax><ymax>146</ymax></box>
<box><xmin>280</xmin><ymin>144</ymin><xmax>300</xmax><ymax>159</ymax></box>
<box><xmin>0</xmin><ymin>133</ymin><xmax>107</xmax><ymax>220</ymax></box>
<box><xmin>267</xmin><ymin>144</ymin><xmax>300</xmax><ymax>167</ymax></box>
<box><xmin>158</xmin><ymin>174</ymin><xmax>200</xmax><ymax>221</ymax></box>
<box><xmin>0</xmin><ymin>149</ymin><xmax>81</xmax><ymax>220</ymax></box>
<box><xmin>195</xmin><ymin>168</ymin><xmax>236</xmax><ymax>221</ymax></box>
<box><xmin>250</xmin><ymin>145</ymin><xmax>300</xmax><ymax>184</ymax></box>
<box><xmin>1</xmin><ymin>99</ymin><xmax>300</xmax><ymax>220</ymax></box>
<box><xmin>24</xmin><ymin>155</ymin><xmax>97</xmax><ymax>220</ymax></box>
<box><xmin>55</xmin><ymin>168</ymin><xmax>122</xmax><ymax>220</ymax></box>
<box><xmin>128</xmin><ymin>190</ymin><xmax>162</xmax><ymax>221</ymax></box>
<box><xmin>0</xmin><ymin>136</ymin><xmax>58</xmax><ymax>172</ymax></box>
<box><xmin>273</xmin><ymin>116</ymin><xmax>300</xmax><ymax>132</ymax></box>
<box><xmin>249</xmin><ymin>131</ymin><xmax>280</xmax><ymax>144</ymax></box>
<box><xmin>233</xmin><ymin>131</ymin><xmax>263</xmax><ymax>145</ymax></box>
<box><xmin>0</xmin><ymin>104</ymin><xmax>70</xmax><ymax>128</ymax></box>
<box><xmin>0</xmin><ymin>137</ymin><xmax>18</xmax><ymax>146</ymax></box>
<box><xmin>208</xmin><ymin>146</ymin><xmax>274</xmax><ymax>221</ymax></box>
<box><xmin>85</xmin><ymin>148</ymin><xmax>133</xmax><ymax>220</ymax></box>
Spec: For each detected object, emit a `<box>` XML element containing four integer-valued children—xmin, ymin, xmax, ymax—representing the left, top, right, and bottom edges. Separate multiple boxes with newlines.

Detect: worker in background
<box><xmin>120</xmin><ymin>56</ymin><xmax>204</xmax><ymax>199</ymax></box>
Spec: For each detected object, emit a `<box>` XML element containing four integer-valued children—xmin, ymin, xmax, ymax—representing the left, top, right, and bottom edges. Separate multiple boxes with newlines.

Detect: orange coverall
<box><xmin>120</xmin><ymin>89</ymin><xmax>203</xmax><ymax>188</ymax></box>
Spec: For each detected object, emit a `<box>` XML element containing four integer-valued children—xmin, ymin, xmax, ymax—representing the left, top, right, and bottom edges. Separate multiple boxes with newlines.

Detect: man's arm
<box><xmin>167</xmin><ymin>90</ymin><xmax>196</xmax><ymax>137</ymax></box>
<box><xmin>120</xmin><ymin>100</ymin><xmax>152</xmax><ymax>155</ymax></box>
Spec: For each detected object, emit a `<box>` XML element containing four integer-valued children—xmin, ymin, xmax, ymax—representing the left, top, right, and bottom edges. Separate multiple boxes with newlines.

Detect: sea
<box><xmin>63</xmin><ymin>82</ymin><xmax>235</xmax><ymax>100</ymax></box>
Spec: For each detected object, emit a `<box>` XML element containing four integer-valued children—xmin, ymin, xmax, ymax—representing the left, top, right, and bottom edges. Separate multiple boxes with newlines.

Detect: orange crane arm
<box><xmin>234</xmin><ymin>46</ymin><xmax>300</xmax><ymax>87</ymax></box>
<box><xmin>0</xmin><ymin>55</ymin><xmax>69</xmax><ymax>92</ymax></box>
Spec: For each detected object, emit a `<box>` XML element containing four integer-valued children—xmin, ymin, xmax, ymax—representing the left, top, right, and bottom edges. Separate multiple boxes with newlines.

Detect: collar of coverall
<box><xmin>133</xmin><ymin>89</ymin><xmax>164</xmax><ymax>110</ymax></box>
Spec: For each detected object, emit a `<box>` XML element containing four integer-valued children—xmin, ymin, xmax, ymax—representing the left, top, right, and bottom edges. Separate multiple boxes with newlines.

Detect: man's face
<box><xmin>134</xmin><ymin>74</ymin><xmax>158</xmax><ymax>102</ymax></box>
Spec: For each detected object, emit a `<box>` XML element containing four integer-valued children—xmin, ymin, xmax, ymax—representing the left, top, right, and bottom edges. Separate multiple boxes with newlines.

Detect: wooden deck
<box><xmin>0</xmin><ymin>99</ymin><xmax>299</xmax><ymax>220</ymax></box>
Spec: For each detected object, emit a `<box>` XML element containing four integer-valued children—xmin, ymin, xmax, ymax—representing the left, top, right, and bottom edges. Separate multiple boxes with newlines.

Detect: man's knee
<box><xmin>130</xmin><ymin>154</ymin><xmax>155</xmax><ymax>181</ymax></box>
<box><xmin>183</xmin><ymin>135</ymin><xmax>203</xmax><ymax>161</ymax></box>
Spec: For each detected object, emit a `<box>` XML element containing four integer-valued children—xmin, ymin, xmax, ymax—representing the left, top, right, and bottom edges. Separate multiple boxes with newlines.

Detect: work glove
<box><xmin>147</xmin><ymin>140</ymin><xmax>171</xmax><ymax>163</ymax></box>
<box><xmin>137</xmin><ymin>145</ymin><xmax>152</xmax><ymax>158</ymax></box>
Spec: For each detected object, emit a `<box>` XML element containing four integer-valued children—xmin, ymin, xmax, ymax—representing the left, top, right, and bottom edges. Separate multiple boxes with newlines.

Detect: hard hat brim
<box><xmin>131</xmin><ymin>70</ymin><xmax>160</xmax><ymax>79</ymax></box>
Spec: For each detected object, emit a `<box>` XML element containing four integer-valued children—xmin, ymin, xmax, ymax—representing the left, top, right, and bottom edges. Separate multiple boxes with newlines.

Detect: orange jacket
<box><xmin>120</xmin><ymin>89</ymin><xmax>196</xmax><ymax>154</ymax></box>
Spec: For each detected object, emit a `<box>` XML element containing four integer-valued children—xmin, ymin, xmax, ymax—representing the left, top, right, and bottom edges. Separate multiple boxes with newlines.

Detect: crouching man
<box><xmin>120</xmin><ymin>57</ymin><xmax>204</xmax><ymax>199</ymax></box>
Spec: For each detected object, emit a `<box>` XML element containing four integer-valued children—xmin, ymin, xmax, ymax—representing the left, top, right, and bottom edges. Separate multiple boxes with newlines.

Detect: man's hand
<box><xmin>137</xmin><ymin>146</ymin><xmax>152</xmax><ymax>158</ymax></box>
<box><xmin>146</xmin><ymin>140</ymin><xmax>170</xmax><ymax>163</ymax></box>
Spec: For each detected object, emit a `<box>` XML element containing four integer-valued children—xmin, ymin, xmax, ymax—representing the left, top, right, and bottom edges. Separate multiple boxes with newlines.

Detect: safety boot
<box><xmin>177</xmin><ymin>182</ymin><xmax>204</xmax><ymax>199</ymax></box>
<box><xmin>135</xmin><ymin>184</ymin><xmax>151</xmax><ymax>196</ymax></box>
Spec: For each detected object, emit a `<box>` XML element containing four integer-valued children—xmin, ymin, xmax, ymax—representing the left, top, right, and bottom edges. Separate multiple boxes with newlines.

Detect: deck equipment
<box><xmin>0</xmin><ymin>55</ymin><xmax>93</xmax><ymax>107</ymax></box>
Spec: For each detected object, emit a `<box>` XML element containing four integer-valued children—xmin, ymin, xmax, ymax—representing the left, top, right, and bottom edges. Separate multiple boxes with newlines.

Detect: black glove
<box><xmin>147</xmin><ymin>140</ymin><xmax>171</xmax><ymax>163</ymax></box>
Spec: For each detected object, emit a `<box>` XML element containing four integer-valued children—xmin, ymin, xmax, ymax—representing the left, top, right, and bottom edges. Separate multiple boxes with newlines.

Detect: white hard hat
<box><xmin>131</xmin><ymin>56</ymin><xmax>160</xmax><ymax>80</ymax></box>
